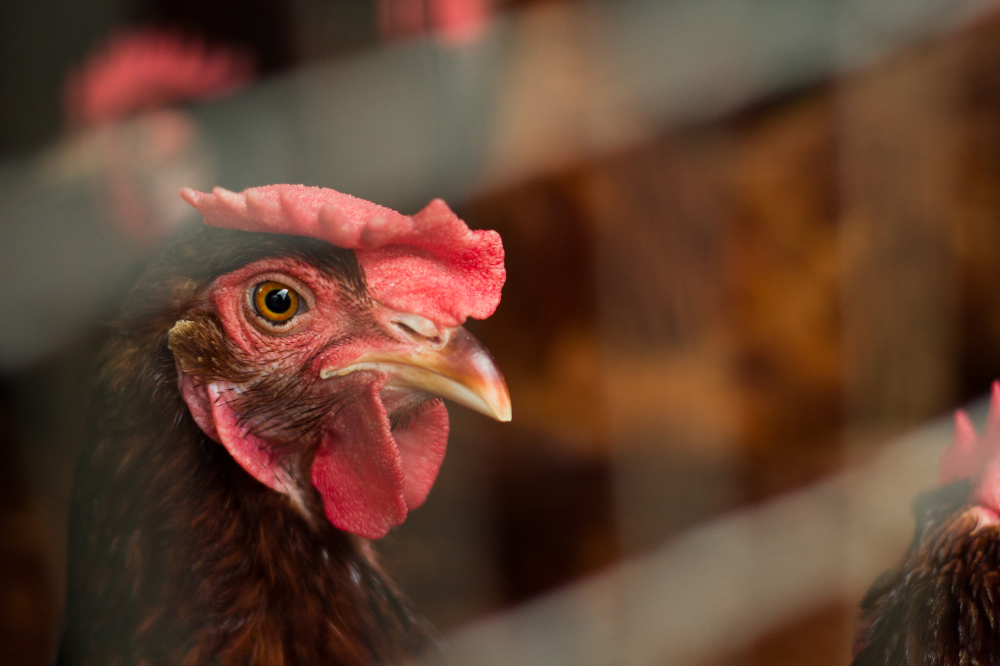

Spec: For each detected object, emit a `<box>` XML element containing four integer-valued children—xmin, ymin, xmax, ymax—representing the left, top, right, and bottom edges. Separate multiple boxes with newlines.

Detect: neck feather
<box><xmin>62</xmin><ymin>328</ymin><xmax>436</xmax><ymax>666</ymax></box>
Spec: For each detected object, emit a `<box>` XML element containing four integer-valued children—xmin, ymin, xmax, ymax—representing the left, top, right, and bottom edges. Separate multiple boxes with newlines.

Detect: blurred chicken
<box><xmin>58</xmin><ymin>184</ymin><xmax>509</xmax><ymax>665</ymax></box>
<box><xmin>61</xmin><ymin>30</ymin><xmax>254</xmax><ymax>246</ymax></box>
<box><xmin>852</xmin><ymin>383</ymin><xmax>1000</xmax><ymax>665</ymax></box>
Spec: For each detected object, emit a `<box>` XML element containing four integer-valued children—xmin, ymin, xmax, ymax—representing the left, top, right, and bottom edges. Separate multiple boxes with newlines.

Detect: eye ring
<box><xmin>253</xmin><ymin>281</ymin><xmax>302</xmax><ymax>324</ymax></box>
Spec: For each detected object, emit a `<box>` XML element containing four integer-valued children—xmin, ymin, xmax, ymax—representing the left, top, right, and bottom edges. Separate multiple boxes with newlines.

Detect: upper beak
<box><xmin>320</xmin><ymin>327</ymin><xmax>511</xmax><ymax>422</ymax></box>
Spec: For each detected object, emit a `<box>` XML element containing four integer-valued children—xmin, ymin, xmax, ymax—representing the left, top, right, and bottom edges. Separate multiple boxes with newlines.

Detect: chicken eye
<box><xmin>253</xmin><ymin>281</ymin><xmax>301</xmax><ymax>324</ymax></box>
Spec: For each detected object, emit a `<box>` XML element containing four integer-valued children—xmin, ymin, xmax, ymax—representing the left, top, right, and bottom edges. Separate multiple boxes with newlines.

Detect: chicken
<box><xmin>852</xmin><ymin>383</ymin><xmax>1000</xmax><ymax>665</ymax></box>
<box><xmin>58</xmin><ymin>184</ymin><xmax>510</xmax><ymax>665</ymax></box>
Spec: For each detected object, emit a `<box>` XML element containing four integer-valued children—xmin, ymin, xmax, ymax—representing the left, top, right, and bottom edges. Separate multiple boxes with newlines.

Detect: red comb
<box><xmin>180</xmin><ymin>184</ymin><xmax>505</xmax><ymax>327</ymax></box>
<box><xmin>66</xmin><ymin>30</ymin><xmax>253</xmax><ymax>127</ymax></box>
<box><xmin>940</xmin><ymin>382</ymin><xmax>1000</xmax><ymax>514</ymax></box>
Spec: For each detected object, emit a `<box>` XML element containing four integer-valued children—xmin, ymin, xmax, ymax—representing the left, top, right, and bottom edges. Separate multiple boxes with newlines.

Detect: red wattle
<box><xmin>183</xmin><ymin>373</ymin><xmax>452</xmax><ymax>539</ymax></box>
<box><xmin>309</xmin><ymin>382</ymin><xmax>450</xmax><ymax>539</ymax></box>
<box><xmin>394</xmin><ymin>400</ymin><xmax>449</xmax><ymax>509</ymax></box>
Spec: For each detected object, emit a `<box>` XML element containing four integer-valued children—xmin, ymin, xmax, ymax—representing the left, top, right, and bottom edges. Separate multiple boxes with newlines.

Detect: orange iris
<box><xmin>253</xmin><ymin>281</ymin><xmax>300</xmax><ymax>323</ymax></box>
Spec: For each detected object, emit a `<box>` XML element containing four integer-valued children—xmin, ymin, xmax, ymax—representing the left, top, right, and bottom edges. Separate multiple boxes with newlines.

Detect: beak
<box><xmin>320</xmin><ymin>327</ymin><xmax>511</xmax><ymax>422</ymax></box>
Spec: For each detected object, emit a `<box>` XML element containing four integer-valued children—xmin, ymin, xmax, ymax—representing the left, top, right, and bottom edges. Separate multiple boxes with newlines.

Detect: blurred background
<box><xmin>3</xmin><ymin>0</ymin><xmax>1000</xmax><ymax>663</ymax></box>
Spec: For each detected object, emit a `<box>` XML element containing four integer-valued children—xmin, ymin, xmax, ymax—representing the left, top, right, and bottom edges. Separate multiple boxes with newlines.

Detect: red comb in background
<box><xmin>940</xmin><ymin>382</ymin><xmax>1000</xmax><ymax>514</ymax></box>
<box><xmin>377</xmin><ymin>0</ymin><xmax>491</xmax><ymax>45</ymax></box>
<box><xmin>181</xmin><ymin>185</ymin><xmax>505</xmax><ymax>327</ymax></box>
<box><xmin>65</xmin><ymin>29</ymin><xmax>254</xmax><ymax>127</ymax></box>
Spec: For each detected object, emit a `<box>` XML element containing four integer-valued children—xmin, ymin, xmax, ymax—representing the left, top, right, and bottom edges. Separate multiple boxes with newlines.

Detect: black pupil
<box><xmin>264</xmin><ymin>288</ymin><xmax>293</xmax><ymax>314</ymax></box>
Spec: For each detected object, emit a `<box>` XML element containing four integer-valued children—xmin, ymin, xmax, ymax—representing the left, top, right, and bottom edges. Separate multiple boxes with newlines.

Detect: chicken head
<box><xmin>168</xmin><ymin>184</ymin><xmax>509</xmax><ymax>539</ymax></box>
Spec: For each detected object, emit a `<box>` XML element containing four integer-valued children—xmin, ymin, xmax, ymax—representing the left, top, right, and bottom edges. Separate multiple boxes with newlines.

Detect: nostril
<box><xmin>394</xmin><ymin>321</ymin><xmax>421</xmax><ymax>338</ymax></box>
<box><xmin>391</xmin><ymin>312</ymin><xmax>441</xmax><ymax>340</ymax></box>
<box><xmin>393</xmin><ymin>321</ymin><xmax>444</xmax><ymax>345</ymax></box>
<box><xmin>395</xmin><ymin>321</ymin><xmax>416</xmax><ymax>334</ymax></box>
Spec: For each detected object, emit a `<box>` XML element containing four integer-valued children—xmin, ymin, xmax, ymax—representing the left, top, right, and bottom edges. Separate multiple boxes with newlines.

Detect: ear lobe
<box><xmin>203</xmin><ymin>381</ymin><xmax>303</xmax><ymax>505</ymax></box>
<box><xmin>178</xmin><ymin>369</ymin><xmax>301</xmax><ymax>501</ymax></box>
<box><xmin>177</xmin><ymin>368</ymin><xmax>219</xmax><ymax>441</ymax></box>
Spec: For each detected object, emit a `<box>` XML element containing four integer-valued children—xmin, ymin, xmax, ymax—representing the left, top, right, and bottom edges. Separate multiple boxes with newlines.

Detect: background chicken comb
<box><xmin>65</xmin><ymin>30</ymin><xmax>254</xmax><ymax>127</ymax></box>
<box><xmin>940</xmin><ymin>381</ymin><xmax>1000</xmax><ymax>515</ymax></box>
<box><xmin>181</xmin><ymin>184</ymin><xmax>505</xmax><ymax>327</ymax></box>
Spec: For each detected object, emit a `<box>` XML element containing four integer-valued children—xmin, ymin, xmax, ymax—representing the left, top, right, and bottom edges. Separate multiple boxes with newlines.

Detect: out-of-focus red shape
<box><xmin>378</xmin><ymin>0</ymin><xmax>491</xmax><ymax>45</ymax></box>
<box><xmin>939</xmin><ymin>382</ymin><xmax>1000</xmax><ymax>515</ymax></box>
<box><xmin>65</xmin><ymin>30</ymin><xmax>254</xmax><ymax>127</ymax></box>
<box><xmin>940</xmin><ymin>409</ymin><xmax>980</xmax><ymax>484</ymax></box>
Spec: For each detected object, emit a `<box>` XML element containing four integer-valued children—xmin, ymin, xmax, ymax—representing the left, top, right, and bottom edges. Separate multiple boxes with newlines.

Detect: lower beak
<box><xmin>320</xmin><ymin>327</ymin><xmax>511</xmax><ymax>422</ymax></box>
